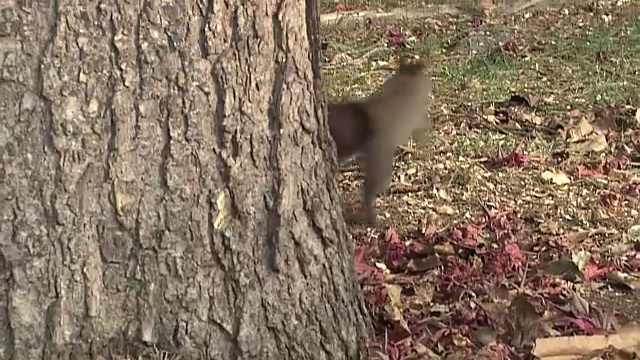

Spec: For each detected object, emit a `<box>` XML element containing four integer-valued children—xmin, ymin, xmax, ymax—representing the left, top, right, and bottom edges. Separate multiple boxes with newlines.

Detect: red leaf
<box><xmin>334</xmin><ymin>2</ymin><xmax>347</xmax><ymax>11</ymax></box>
<box><xmin>576</xmin><ymin>164</ymin><xmax>604</xmax><ymax>178</ymax></box>
<box><xmin>582</xmin><ymin>262</ymin><xmax>612</xmax><ymax>282</ymax></box>
<box><xmin>354</xmin><ymin>249</ymin><xmax>378</xmax><ymax>276</ymax></box>
<box><xmin>603</xmin><ymin>155</ymin><xmax>630</xmax><ymax>175</ymax></box>
<box><xmin>452</xmin><ymin>224</ymin><xmax>482</xmax><ymax>246</ymax></box>
<box><xmin>387</xmin><ymin>30</ymin><xmax>406</xmax><ymax>48</ymax></box>
<box><xmin>383</xmin><ymin>228</ymin><xmax>408</xmax><ymax>270</ymax></box>
<box><xmin>568</xmin><ymin>317</ymin><xmax>602</xmax><ymax>334</ymax></box>
<box><xmin>491</xmin><ymin>142</ymin><xmax>531</xmax><ymax>169</ymax></box>
<box><xmin>632</xmin><ymin>130</ymin><xmax>640</xmax><ymax>145</ymax></box>
<box><xmin>621</xmin><ymin>181</ymin><xmax>640</xmax><ymax>197</ymax></box>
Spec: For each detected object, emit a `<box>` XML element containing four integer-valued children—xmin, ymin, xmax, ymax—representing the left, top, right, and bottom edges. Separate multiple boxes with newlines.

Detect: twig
<box><xmin>397</xmin><ymin>145</ymin><xmax>414</xmax><ymax>155</ymax></box>
<box><xmin>322</xmin><ymin>42</ymin><xmax>391</xmax><ymax>70</ymax></box>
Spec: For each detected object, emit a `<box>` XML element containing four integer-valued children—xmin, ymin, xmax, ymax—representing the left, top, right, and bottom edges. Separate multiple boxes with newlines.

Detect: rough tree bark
<box><xmin>0</xmin><ymin>0</ymin><xmax>371</xmax><ymax>358</ymax></box>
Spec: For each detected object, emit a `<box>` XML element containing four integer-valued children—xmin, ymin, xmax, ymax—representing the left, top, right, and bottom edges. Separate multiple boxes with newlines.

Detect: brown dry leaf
<box><xmin>368</xmin><ymin>350</ymin><xmax>389</xmax><ymax>360</ymax></box>
<box><xmin>569</xmin><ymin>292</ymin><xmax>590</xmax><ymax>316</ymax></box>
<box><xmin>539</xmin><ymin>220</ymin><xmax>562</xmax><ymax>235</ymax></box>
<box><xmin>409</xmin><ymin>284</ymin><xmax>435</xmax><ymax>309</ymax></box>
<box><xmin>385</xmin><ymin>284</ymin><xmax>403</xmax><ymax>307</ymax></box>
<box><xmin>434</xmin><ymin>243</ymin><xmax>455</xmax><ymax>255</ymax></box>
<box><xmin>384</xmin><ymin>305</ymin><xmax>411</xmax><ymax>340</ymax></box>
<box><xmin>521</xmin><ymin>112</ymin><xmax>544</xmax><ymax>125</ymax></box>
<box><xmin>593</xmin><ymin>104</ymin><xmax>639</xmax><ymax>132</ymax></box>
<box><xmin>567</xmin><ymin>108</ymin><xmax>583</xmax><ymax>118</ymax></box>
<box><xmin>565</xmin><ymin>228</ymin><xmax>613</xmax><ymax>243</ymax></box>
<box><xmin>471</xmin><ymin>326</ymin><xmax>498</xmax><ymax>346</ymax></box>
<box><xmin>479</xmin><ymin>0</ymin><xmax>496</xmax><ymax>17</ymax></box>
<box><xmin>565</xmin><ymin>117</ymin><xmax>594</xmax><ymax>142</ymax></box>
<box><xmin>628</xmin><ymin>224</ymin><xmax>640</xmax><ymax>241</ymax></box>
<box><xmin>504</xmin><ymin>94</ymin><xmax>539</xmax><ymax>108</ymax></box>
<box><xmin>510</xmin><ymin>294</ymin><xmax>544</xmax><ymax>348</ymax></box>
<box><xmin>565</xmin><ymin>230</ymin><xmax>592</xmax><ymax>243</ymax></box>
<box><xmin>541</xmin><ymin>170</ymin><xmax>571</xmax><ymax>185</ymax></box>
<box><xmin>436</xmin><ymin>188</ymin><xmax>451</xmax><ymax>201</ymax></box>
<box><xmin>451</xmin><ymin>332</ymin><xmax>472</xmax><ymax>347</ymax></box>
<box><xmin>375</xmin><ymin>262</ymin><xmax>390</xmax><ymax>273</ymax></box>
<box><xmin>483</xmin><ymin>113</ymin><xmax>499</xmax><ymax>125</ymax></box>
<box><xmin>435</xmin><ymin>205</ymin><xmax>456</xmax><ymax>215</ymax></box>
<box><xmin>606</xmin><ymin>271</ymin><xmax>640</xmax><ymax>290</ymax></box>
<box><xmin>329</xmin><ymin>52</ymin><xmax>352</xmax><ymax>65</ymax></box>
<box><xmin>411</xmin><ymin>342</ymin><xmax>440</xmax><ymax>359</ymax></box>
<box><xmin>407</xmin><ymin>256</ymin><xmax>441</xmax><ymax>273</ymax></box>
<box><xmin>593</xmin><ymin>113</ymin><xmax>621</xmax><ymax>133</ymax></box>
<box><xmin>570</xmin><ymin>133</ymin><xmax>608</xmax><ymax>153</ymax></box>
<box><xmin>544</xmin><ymin>259</ymin><xmax>583</xmax><ymax>282</ymax></box>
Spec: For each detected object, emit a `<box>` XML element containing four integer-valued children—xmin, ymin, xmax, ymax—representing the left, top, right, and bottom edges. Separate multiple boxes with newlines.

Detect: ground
<box><xmin>323</xmin><ymin>0</ymin><xmax>640</xmax><ymax>359</ymax></box>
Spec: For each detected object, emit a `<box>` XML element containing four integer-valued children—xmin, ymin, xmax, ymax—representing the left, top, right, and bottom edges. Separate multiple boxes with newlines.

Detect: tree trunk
<box><xmin>0</xmin><ymin>0</ymin><xmax>371</xmax><ymax>358</ymax></box>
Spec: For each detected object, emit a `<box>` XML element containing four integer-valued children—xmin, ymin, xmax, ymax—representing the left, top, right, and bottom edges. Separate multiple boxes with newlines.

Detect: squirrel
<box><xmin>328</xmin><ymin>58</ymin><xmax>434</xmax><ymax>226</ymax></box>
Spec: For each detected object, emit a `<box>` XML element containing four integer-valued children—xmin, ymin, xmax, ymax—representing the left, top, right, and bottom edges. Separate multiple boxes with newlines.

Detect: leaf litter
<box><xmin>323</xmin><ymin>0</ymin><xmax>640</xmax><ymax>359</ymax></box>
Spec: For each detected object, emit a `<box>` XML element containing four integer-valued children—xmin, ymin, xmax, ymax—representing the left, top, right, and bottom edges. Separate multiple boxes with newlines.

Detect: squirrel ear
<box><xmin>397</xmin><ymin>58</ymin><xmax>423</xmax><ymax>75</ymax></box>
<box><xmin>397</xmin><ymin>56</ymin><xmax>434</xmax><ymax>75</ymax></box>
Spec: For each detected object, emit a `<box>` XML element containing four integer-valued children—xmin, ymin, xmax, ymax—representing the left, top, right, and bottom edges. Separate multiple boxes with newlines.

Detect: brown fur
<box><xmin>327</xmin><ymin>100</ymin><xmax>373</xmax><ymax>160</ymax></box>
<box><xmin>328</xmin><ymin>59</ymin><xmax>434</xmax><ymax>226</ymax></box>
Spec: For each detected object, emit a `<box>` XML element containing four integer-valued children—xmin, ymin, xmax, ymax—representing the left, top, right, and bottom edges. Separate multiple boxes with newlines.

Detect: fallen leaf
<box><xmin>374</xmin><ymin>262</ymin><xmax>390</xmax><ymax>273</ymax></box>
<box><xmin>436</xmin><ymin>188</ymin><xmax>451</xmax><ymax>201</ymax></box>
<box><xmin>406</xmin><ymin>256</ymin><xmax>441</xmax><ymax>273</ymax></box>
<box><xmin>565</xmin><ymin>229</ymin><xmax>601</xmax><ymax>243</ymax></box>
<box><xmin>483</xmin><ymin>113</ymin><xmax>499</xmax><ymax>125</ymax></box>
<box><xmin>334</xmin><ymin>2</ymin><xmax>347</xmax><ymax>11</ymax></box>
<box><xmin>433</xmin><ymin>243</ymin><xmax>455</xmax><ymax>255</ymax></box>
<box><xmin>572</xmin><ymin>250</ymin><xmax>592</xmax><ymax>272</ymax></box>
<box><xmin>521</xmin><ymin>112</ymin><xmax>544</xmax><ymax>125</ymax></box>
<box><xmin>569</xmin><ymin>292</ymin><xmax>590</xmax><ymax>316</ymax></box>
<box><xmin>368</xmin><ymin>350</ymin><xmax>389</xmax><ymax>360</ymax></box>
<box><xmin>544</xmin><ymin>259</ymin><xmax>584</xmax><ymax>282</ymax></box>
<box><xmin>628</xmin><ymin>225</ymin><xmax>640</xmax><ymax>241</ymax></box>
<box><xmin>435</xmin><ymin>205</ymin><xmax>456</xmax><ymax>215</ymax></box>
<box><xmin>479</xmin><ymin>0</ymin><xmax>496</xmax><ymax>17</ymax></box>
<box><xmin>539</xmin><ymin>220</ymin><xmax>562</xmax><ymax>235</ymax></box>
<box><xmin>409</xmin><ymin>285</ymin><xmax>435</xmax><ymax>309</ymax></box>
<box><xmin>330</xmin><ymin>52</ymin><xmax>352</xmax><ymax>65</ymax></box>
<box><xmin>541</xmin><ymin>170</ymin><xmax>571</xmax><ymax>185</ymax></box>
<box><xmin>471</xmin><ymin>326</ymin><xmax>497</xmax><ymax>346</ymax></box>
<box><xmin>607</xmin><ymin>271</ymin><xmax>640</xmax><ymax>290</ymax></box>
<box><xmin>385</xmin><ymin>284</ymin><xmax>403</xmax><ymax>307</ymax></box>
<box><xmin>504</xmin><ymin>94</ymin><xmax>539</xmax><ymax>107</ymax></box>
<box><xmin>451</xmin><ymin>332</ymin><xmax>472</xmax><ymax>347</ymax></box>
<box><xmin>565</xmin><ymin>118</ymin><xmax>594</xmax><ymax>142</ymax></box>
<box><xmin>383</xmin><ymin>305</ymin><xmax>411</xmax><ymax>341</ymax></box>
<box><xmin>567</xmin><ymin>108</ymin><xmax>583</xmax><ymax>117</ymax></box>
<box><xmin>412</xmin><ymin>342</ymin><xmax>440</xmax><ymax>359</ymax></box>
<box><xmin>570</xmin><ymin>133</ymin><xmax>608</xmax><ymax>153</ymax></box>
<box><xmin>593</xmin><ymin>113</ymin><xmax>620</xmax><ymax>133</ymax></box>
<box><xmin>583</xmin><ymin>261</ymin><xmax>612</xmax><ymax>282</ymax></box>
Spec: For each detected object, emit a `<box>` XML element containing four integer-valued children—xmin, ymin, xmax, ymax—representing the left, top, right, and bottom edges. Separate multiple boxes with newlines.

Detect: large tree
<box><xmin>0</xmin><ymin>0</ymin><xmax>371</xmax><ymax>358</ymax></box>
